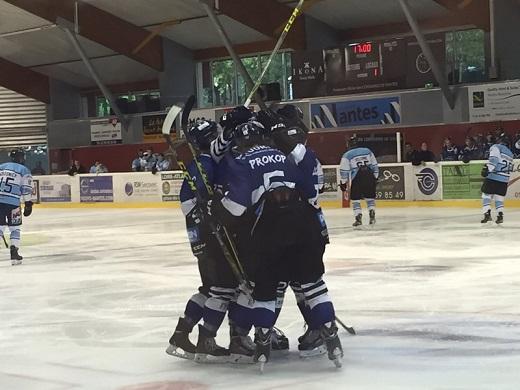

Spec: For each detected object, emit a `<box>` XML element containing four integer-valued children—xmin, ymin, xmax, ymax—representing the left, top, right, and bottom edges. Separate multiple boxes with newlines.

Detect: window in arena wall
<box><xmin>199</xmin><ymin>52</ymin><xmax>292</xmax><ymax>108</ymax></box>
<box><xmin>95</xmin><ymin>91</ymin><xmax>161</xmax><ymax>117</ymax></box>
<box><xmin>445</xmin><ymin>29</ymin><xmax>486</xmax><ymax>84</ymax></box>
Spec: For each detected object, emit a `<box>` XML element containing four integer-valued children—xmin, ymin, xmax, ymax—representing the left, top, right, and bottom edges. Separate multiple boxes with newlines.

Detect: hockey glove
<box><xmin>151</xmin><ymin>165</ymin><xmax>158</xmax><ymax>175</ymax></box>
<box><xmin>461</xmin><ymin>155</ymin><xmax>471</xmax><ymax>164</ymax></box>
<box><xmin>23</xmin><ymin>201</ymin><xmax>33</xmax><ymax>217</ymax></box>
<box><xmin>339</xmin><ymin>182</ymin><xmax>348</xmax><ymax>192</ymax></box>
<box><xmin>481</xmin><ymin>165</ymin><xmax>489</xmax><ymax>178</ymax></box>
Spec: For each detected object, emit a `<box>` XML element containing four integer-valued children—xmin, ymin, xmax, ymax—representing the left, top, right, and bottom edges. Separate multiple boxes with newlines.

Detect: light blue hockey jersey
<box><xmin>0</xmin><ymin>162</ymin><xmax>33</xmax><ymax>206</ymax></box>
<box><xmin>486</xmin><ymin>144</ymin><xmax>514</xmax><ymax>183</ymax></box>
<box><xmin>339</xmin><ymin>147</ymin><xmax>379</xmax><ymax>183</ymax></box>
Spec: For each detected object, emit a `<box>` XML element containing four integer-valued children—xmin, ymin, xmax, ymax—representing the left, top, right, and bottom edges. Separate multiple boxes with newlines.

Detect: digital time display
<box><xmin>353</xmin><ymin>43</ymin><xmax>372</xmax><ymax>54</ymax></box>
<box><xmin>345</xmin><ymin>41</ymin><xmax>382</xmax><ymax>82</ymax></box>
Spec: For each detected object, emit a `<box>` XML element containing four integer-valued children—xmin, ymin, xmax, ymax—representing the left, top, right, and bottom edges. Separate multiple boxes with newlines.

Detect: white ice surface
<box><xmin>1</xmin><ymin>207</ymin><xmax>520</xmax><ymax>390</ymax></box>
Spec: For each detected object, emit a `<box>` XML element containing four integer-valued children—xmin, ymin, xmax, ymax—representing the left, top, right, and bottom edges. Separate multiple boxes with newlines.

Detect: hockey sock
<box><xmin>274</xmin><ymin>282</ymin><xmax>288</xmax><ymax>323</ymax></box>
<box><xmin>366</xmin><ymin>198</ymin><xmax>376</xmax><ymax>211</ymax></box>
<box><xmin>202</xmin><ymin>287</ymin><xmax>235</xmax><ymax>333</ymax></box>
<box><xmin>229</xmin><ymin>290</ymin><xmax>255</xmax><ymax>332</ymax></box>
<box><xmin>482</xmin><ymin>193</ymin><xmax>492</xmax><ymax>213</ymax></box>
<box><xmin>290</xmin><ymin>282</ymin><xmax>313</xmax><ymax>328</ymax></box>
<box><xmin>8</xmin><ymin>226</ymin><xmax>20</xmax><ymax>248</ymax></box>
<box><xmin>182</xmin><ymin>292</ymin><xmax>208</xmax><ymax>329</ymax></box>
<box><xmin>301</xmin><ymin>278</ymin><xmax>335</xmax><ymax>328</ymax></box>
<box><xmin>495</xmin><ymin>195</ymin><xmax>505</xmax><ymax>212</ymax></box>
<box><xmin>352</xmin><ymin>201</ymin><xmax>362</xmax><ymax>216</ymax></box>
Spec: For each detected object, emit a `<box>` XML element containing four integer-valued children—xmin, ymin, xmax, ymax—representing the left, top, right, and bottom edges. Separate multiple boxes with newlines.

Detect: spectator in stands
<box><xmin>89</xmin><ymin>161</ymin><xmax>108</xmax><ymax>174</ymax></box>
<box><xmin>441</xmin><ymin>137</ymin><xmax>459</xmax><ymax>161</ymax></box>
<box><xmin>483</xmin><ymin>132</ymin><xmax>496</xmax><ymax>159</ymax></box>
<box><xmin>131</xmin><ymin>150</ymin><xmax>144</xmax><ymax>172</ymax></box>
<box><xmin>68</xmin><ymin>160</ymin><xmax>86</xmax><ymax>176</ymax></box>
<box><xmin>141</xmin><ymin>150</ymin><xmax>156</xmax><ymax>172</ymax></box>
<box><xmin>403</xmin><ymin>142</ymin><xmax>416</xmax><ymax>163</ymax></box>
<box><xmin>412</xmin><ymin>142</ymin><xmax>437</xmax><ymax>165</ymax></box>
<box><xmin>153</xmin><ymin>153</ymin><xmax>170</xmax><ymax>173</ymax></box>
<box><xmin>31</xmin><ymin>161</ymin><xmax>46</xmax><ymax>175</ymax></box>
<box><xmin>459</xmin><ymin>136</ymin><xmax>482</xmax><ymax>162</ymax></box>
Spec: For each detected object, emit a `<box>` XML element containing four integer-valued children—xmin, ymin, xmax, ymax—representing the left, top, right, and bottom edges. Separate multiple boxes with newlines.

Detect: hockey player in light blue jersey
<box><xmin>480</xmin><ymin>134</ymin><xmax>513</xmax><ymax>224</ymax></box>
<box><xmin>339</xmin><ymin>137</ymin><xmax>379</xmax><ymax>226</ymax></box>
<box><xmin>0</xmin><ymin>149</ymin><xmax>33</xmax><ymax>265</ymax></box>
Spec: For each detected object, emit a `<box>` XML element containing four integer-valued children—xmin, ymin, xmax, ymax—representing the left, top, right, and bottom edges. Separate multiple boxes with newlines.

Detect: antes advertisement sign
<box><xmin>311</xmin><ymin>96</ymin><xmax>401</xmax><ymax>129</ymax></box>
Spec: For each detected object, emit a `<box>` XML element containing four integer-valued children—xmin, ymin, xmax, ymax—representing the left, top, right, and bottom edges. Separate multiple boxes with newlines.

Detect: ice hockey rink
<box><xmin>1</xmin><ymin>206</ymin><xmax>520</xmax><ymax>390</ymax></box>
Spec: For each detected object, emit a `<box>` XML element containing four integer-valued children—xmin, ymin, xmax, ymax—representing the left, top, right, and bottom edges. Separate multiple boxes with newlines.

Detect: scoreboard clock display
<box><xmin>345</xmin><ymin>42</ymin><xmax>383</xmax><ymax>83</ymax></box>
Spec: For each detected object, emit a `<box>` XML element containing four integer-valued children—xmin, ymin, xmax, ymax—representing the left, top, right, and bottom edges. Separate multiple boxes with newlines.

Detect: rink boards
<box><xmin>32</xmin><ymin>160</ymin><xmax>520</xmax><ymax>208</ymax></box>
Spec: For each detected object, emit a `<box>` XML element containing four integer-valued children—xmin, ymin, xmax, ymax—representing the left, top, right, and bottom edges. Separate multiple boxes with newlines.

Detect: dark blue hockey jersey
<box><xmin>179</xmin><ymin>154</ymin><xmax>217</xmax><ymax>216</ymax></box>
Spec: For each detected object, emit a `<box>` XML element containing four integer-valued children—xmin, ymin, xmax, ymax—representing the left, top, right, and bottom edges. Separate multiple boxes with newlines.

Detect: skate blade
<box><xmin>165</xmin><ymin>345</ymin><xmax>195</xmax><ymax>360</ymax></box>
<box><xmin>299</xmin><ymin>345</ymin><xmax>327</xmax><ymax>358</ymax></box>
<box><xmin>229</xmin><ymin>353</ymin><xmax>255</xmax><ymax>364</ymax></box>
<box><xmin>194</xmin><ymin>353</ymin><xmax>229</xmax><ymax>364</ymax></box>
<box><xmin>330</xmin><ymin>348</ymin><xmax>343</xmax><ymax>368</ymax></box>
<box><xmin>258</xmin><ymin>355</ymin><xmax>267</xmax><ymax>374</ymax></box>
<box><xmin>11</xmin><ymin>260</ymin><xmax>22</xmax><ymax>266</ymax></box>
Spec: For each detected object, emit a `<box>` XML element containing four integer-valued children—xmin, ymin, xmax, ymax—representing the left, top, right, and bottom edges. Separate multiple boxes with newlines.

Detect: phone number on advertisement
<box><xmin>376</xmin><ymin>191</ymin><xmax>404</xmax><ymax>200</ymax></box>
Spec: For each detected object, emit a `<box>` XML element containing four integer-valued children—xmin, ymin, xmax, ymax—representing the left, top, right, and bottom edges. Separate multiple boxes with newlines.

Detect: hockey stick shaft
<box><xmin>1</xmin><ymin>233</ymin><xmax>8</xmax><ymax>248</ymax></box>
<box><xmin>244</xmin><ymin>0</ymin><xmax>305</xmax><ymax>107</ymax></box>
<box><xmin>335</xmin><ymin>315</ymin><xmax>356</xmax><ymax>335</ymax></box>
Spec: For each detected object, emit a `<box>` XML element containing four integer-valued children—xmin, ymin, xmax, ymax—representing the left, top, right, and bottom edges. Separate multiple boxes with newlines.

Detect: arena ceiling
<box><xmin>0</xmin><ymin>0</ymin><xmax>489</xmax><ymax>101</ymax></box>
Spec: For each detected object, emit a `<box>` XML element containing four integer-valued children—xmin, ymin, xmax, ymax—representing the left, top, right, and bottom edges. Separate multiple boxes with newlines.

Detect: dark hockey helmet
<box><xmin>279</xmin><ymin>125</ymin><xmax>307</xmax><ymax>145</ymax></box>
<box><xmin>187</xmin><ymin>120</ymin><xmax>219</xmax><ymax>150</ymax></box>
<box><xmin>277</xmin><ymin>104</ymin><xmax>304</xmax><ymax>128</ymax></box>
<box><xmin>233</xmin><ymin>119</ymin><xmax>267</xmax><ymax>142</ymax></box>
<box><xmin>497</xmin><ymin>132</ymin><xmax>510</xmax><ymax>146</ymax></box>
<box><xmin>347</xmin><ymin>135</ymin><xmax>359</xmax><ymax>149</ymax></box>
<box><xmin>9</xmin><ymin>148</ymin><xmax>25</xmax><ymax>164</ymax></box>
<box><xmin>219</xmin><ymin>105</ymin><xmax>253</xmax><ymax>131</ymax></box>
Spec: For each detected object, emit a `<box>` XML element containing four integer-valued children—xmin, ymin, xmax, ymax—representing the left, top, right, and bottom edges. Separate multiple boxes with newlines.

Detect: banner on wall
<box><xmin>39</xmin><ymin>177</ymin><xmax>71</xmax><ymax>202</ymax></box>
<box><xmin>442</xmin><ymin>163</ymin><xmax>484</xmax><ymax>199</ymax></box>
<box><xmin>122</xmin><ymin>178</ymin><xmax>161</xmax><ymax>202</ymax></box>
<box><xmin>405</xmin><ymin>34</ymin><xmax>445</xmax><ymax>88</ymax></box>
<box><xmin>142</xmin><ymin>114</ymin><xmax>169</xmax><ymax>143</ymax></box>
<box><xmin>413</xmin><ymin>164</ymin><xmax>442</xmax><ymax>200</ymax></box>
<box><xmin>32</xmin><ymin>179</ymin><xmax>40</xmax><ymax>204</ymax></box>
<box><xmin>291</xmin><ymin>50</ymin><xmax>326</xmax><ymax>99</ymax></box>
<box><xmin>90</xmin><ymin>118</ymin><xmax>122</xmax><ymax>145</ymax></box>
<box><xmin>80</xmin><ymin>176</ymin><xmax>114</xmax><ymax>202</ymax></box>
<box><xmin>311</xmin><ymin>97</ymin><xmax>401</xmax><ymax>129</ymax></box>
<box><xmin>161</xmin><ymin>172</ymin><xmax>184</xmax><ymax>201</ymax></box>
<box><xmin>376</xmin><ymin>165</ymin><xmax>405</xmax><ymax>200</ymax></box>
<box><xmin>468</xmin><ymin>81</ymin><xmax>520</xmax><ymax>122</ymax></box>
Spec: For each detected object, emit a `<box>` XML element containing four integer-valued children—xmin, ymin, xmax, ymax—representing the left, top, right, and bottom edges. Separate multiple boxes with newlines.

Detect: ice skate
<box><xmin>352</xmin><ymin>214</ymin><xmax>362</xmax><ymax>227</ymax></box>
<box><xmin>254</xmin><ymin>327</ymin><xmax>272</xmax><ymax>373</ymax></box>
<box><xmin>194</xmin><ymin>325</ymin><xmax>229</xmax><ymax>364</ymax></box>
<box><xmin>481</xmin><ymin>210</ymin><xmax>492</xmax><ymax>223</ymax></box>
<box><xmin>270</xmin><ymin>327</ymin><xmax>289</xmax><ymax>352</ymax></box>
<box><xmin>229</xmin><ymin>334</ymin><xmax>256</xmax><ymax>364</ymax></box>
<box><xmin>298</xmin><ymin>328</ymin><xmax>327</xmax><ymax>358</ymax></box>
<box><xmin>10</xmin><ymin>246</ymin><xmax>22</xmax><ymax>266</ymax></box>
<box><xmin>165</xmin><ymin>317</ymin><xmax>196</xmax><ymax>360</ymax></box>
<box><xmin>369</xmin><ymin>209</ymin><xmax>376</xmax><ymax>225</ymax></box>
<box><xmin>496</xmin><ymin>212</ymin><xmax>504</xmax><ymax>224</ymax></box>
<box><xmin>320</xmin><ymin>322</ymin><xmax>343</xmax><ymax>368</ymax></box>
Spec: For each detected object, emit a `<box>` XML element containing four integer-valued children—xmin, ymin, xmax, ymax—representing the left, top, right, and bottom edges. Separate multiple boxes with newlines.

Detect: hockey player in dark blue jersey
<box><xmin>166</xmin><ymin>120</ymin><xmax>237</xmax><ymax>363</ymax></box>
<box><xmin>209</xmin><ymin>119</ymin><xmax>343</xmax><ymax>369</ymax></box>
<box><xmin>480</xmin><ymin>134</ymin><xmax>513</xmax><ymax>224</ymax></box>
<box><xmin>339</xmin><ymin>137</ymin><xmax>379</xmax><ymax>227</ymax></box>
<box><xmin>0</xmin><ymin>149</ymin><xmax>33</xmax><ymax>265</ymax></box>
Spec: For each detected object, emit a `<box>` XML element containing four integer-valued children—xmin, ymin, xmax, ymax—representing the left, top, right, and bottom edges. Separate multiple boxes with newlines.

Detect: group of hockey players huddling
<box><xmin>166</xmin><ymin>105</ymin><xmax>343</xmax><ymax>369</ymax></box>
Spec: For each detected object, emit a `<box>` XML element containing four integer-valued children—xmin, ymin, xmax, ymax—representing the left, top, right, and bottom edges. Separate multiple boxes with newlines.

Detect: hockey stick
<box><xmin>1</xmin><ymin>233</ymin><xmax>8</xmax><ymax>248</ymax></box>
<box><xmin>161</xmin><ymin>98</ymin><xmax>253</xmax><ymax>296</ymax></box>
<box><xmin>335</xmin><ymin>316</ymin><xmax>356</xmax><ymax>335</ymax></box>
<box><xmin>243</xmin><ymin>0</ymin><xmax>306</xmax><ymax>107</ymax></box>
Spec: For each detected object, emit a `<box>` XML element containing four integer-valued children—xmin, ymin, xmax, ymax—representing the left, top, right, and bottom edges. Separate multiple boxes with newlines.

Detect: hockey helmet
<box><xmin>9</xmin><ymin>148</ymin><xmax>25</xmax><ymax>164</ymax></box>
<box><xmin>187</xmin><ymin>120</ymin><xmax>219</xmax><ymax>150</ymax></box>
<box><xmin>233</xmin><ymin>119</ymin><xmax>267</xmax><ymax>141</ymax></box>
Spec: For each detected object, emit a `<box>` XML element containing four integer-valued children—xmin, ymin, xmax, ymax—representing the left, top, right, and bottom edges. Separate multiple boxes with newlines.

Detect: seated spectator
<box><xmin>441</xmin><ymin>137</ymin><xmax>459</xmax><ymax>161</ymax></box>
<box><xmin>142</xmin><ymin>150</ymin><xmax>156</xmax><ymax>172</ymax></box>
<box><xmin>459</xmin><ymin>136</ymin><xmax>482</xmax><ymax>162</ymax></box>
<box><xmin>412</xmin><ymin>142</ymin><xmax>437</xmax><ymax>165</ymax></box>
<box><xmin>89</xmin><ymin>161</ymin><xmax>108</xmax><ymax>174</ymax></box>
<box><xmin>31</xmin><ymin>161</ymin><xmax>46</xmax><ymax>175</ymax></box>
<box><xmin>68</xmin><ymin>160</ymin><xmax>86</xmax><ymax>176</ymax></box>
<box><xmin>153</xmin><ymin>153</ymin><xmax>170</xmax><ymax>173</ymax></box>
<box><xmin>131</xmin><ymin>150</ymin><xmax>144</xmax><ymax>172</ymax></box>
<box><xmin>403</xmin><ymin>142</ymin><xmax>417</xmax><ymax>163</ymax></box>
